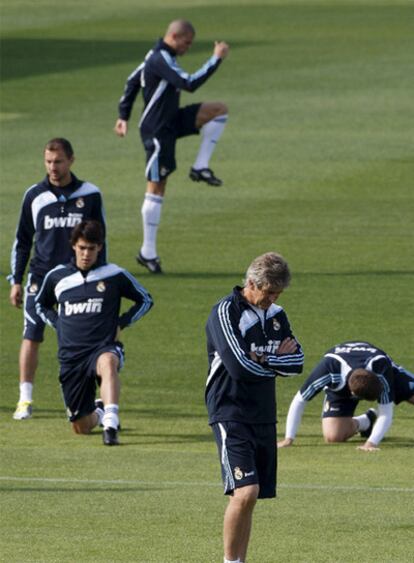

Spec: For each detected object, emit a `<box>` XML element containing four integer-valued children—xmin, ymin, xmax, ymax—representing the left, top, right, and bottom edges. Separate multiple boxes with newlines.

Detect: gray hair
<box><xmin>244</xmin><ymin>252</ymin><xmax>291</xmax><ymax>290</ymax></box>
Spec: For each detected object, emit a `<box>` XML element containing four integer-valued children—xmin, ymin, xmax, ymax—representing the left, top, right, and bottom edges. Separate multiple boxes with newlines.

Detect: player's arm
<box><xmin>207</xmin><ymin>301</ymin><xmax>276</xmax><ymax>381</ymax></box>
<box><xmin>35</xmin><ymin>269</ymin><xmax>60</xmax><ymax>328</ymax></box>
<box><xmin>266</xmin><ymin>337</ymin><xmax>304</xmax><ymax>375</ymax></box>
<box><xmin>9</xmin><ymin>191</ymin><xmax>36</xmax><ymax>291</ymax></box>
<box><xmin>155</xmin><ymin>47</ymin><xmax>225</xmax><ymax>93</ymax></box>
<box><xmin>114</xmin><ymin>61</ymin><xmax>144</xmax><ymax>136</ymax></box>
<box><xmin>357</xmin><ymin>402</ymin><xmax>394</xmax><ymax>452</ymax></box>
<box><xmin>277</xmin><ymin>391</ymin><xmax>308</xmax><ymax>448</ymax></box>
<box><xmin>279</xmin><ymin>359</ymin><xmax>338</xmax><ymax>447</ymax></box>
<box><xmin>261</xmin><ymin>311</ymin><xmax>304</xmax><ymax>375</ymax></box>
<box><xmin>117</xmin><ymin>270</ymin><xmax>153</xmax><ymax>329</ymax></box>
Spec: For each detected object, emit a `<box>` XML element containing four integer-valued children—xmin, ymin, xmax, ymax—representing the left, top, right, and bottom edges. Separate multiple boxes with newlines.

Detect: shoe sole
<box><xmin>136</xmin><ymin>256</ymin><xmax>163</xmax><ymax>274</ymax></box>
<box><xmin>189</xmin><ymin>175</ymin><xmax>222</xmax><ymax>186</ymax></box>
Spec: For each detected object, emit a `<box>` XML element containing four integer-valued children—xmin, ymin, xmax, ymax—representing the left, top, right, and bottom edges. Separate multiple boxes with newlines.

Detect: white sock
<box><xmin>353</xmin><ymin>413</ymin><xmax>370</xmax><ymax>431</ymax></box>
<box><xmin>193</xmin><ymin>114</ymin><xmax>228</xmax><ymax>170</ymax></box>
<box><xmin>141</xmin><ymin>193</ymin><xmax>163</xmax><ymax>259</ymax></box>
<box><xmin>95</xmin><ymin>406</ymin><xmax>104</xmax><ymax>427</ymax></box>
<box><xmin>19</xmin><ymin>382</ymin><xmax>33</xmax><ymax>403</ymax></box>
<box><xmin>224</xmin><ymin>559</ymin><xmax>240</xmax><ymax>563</ymax></box>
<box><xmin>103</xmin><ymin>404</ymin><xmax>119</xmax><ymax>430</ymax></box>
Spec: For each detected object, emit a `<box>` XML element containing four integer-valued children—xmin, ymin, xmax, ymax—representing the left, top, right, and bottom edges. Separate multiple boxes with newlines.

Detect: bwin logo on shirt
<box><xmin>44</xmin><ymin>213</ymin><xmax>83</xmax><ymax>230</ymax></box>
<box><xmin>64</xmin><ymin>298</ymin><xmax>103</xmax><ymax>316</ymax></box>
<box><xmin>251</xmin><ymin>340</ymin><xmax>280</xmax><ymax>355</ymax></box>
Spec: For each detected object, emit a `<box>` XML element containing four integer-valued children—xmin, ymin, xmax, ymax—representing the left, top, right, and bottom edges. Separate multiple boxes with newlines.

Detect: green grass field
<box><xmin>1</xmin><ymin>1</ymin><xmax>413</xmax><ymax>561</ymax></box>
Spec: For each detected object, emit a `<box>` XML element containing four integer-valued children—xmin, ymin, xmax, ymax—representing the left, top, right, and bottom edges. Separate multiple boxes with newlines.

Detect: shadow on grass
<box><xmin>1</xmin><ymin>38</ymin><xmax>260</xmax><ymax>81</ymax></box>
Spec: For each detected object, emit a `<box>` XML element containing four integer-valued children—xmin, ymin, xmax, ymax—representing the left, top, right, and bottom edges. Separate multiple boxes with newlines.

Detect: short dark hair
<box><xmin>166</xmin><ymin>19</ymin><xmax>195</xmax><ymax>37</ymax></box>
<box><xmin>44</xmin><ymin>138</ymin><xmax>74</xmax><ymax>158</ymax></box>
<box><xmin>70</xmin><ymin>220</ymin><xmax>104</xmax><ymax>246</ymax></box>
<box><xmin>348</xmin><ymin>369</ymin><xmax>383</xmax><ymax>401</ymax></box>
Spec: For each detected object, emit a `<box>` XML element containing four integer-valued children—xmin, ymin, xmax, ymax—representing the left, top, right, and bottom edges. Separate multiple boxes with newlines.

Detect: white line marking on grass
<box><xmin>1</xmin><ymin>476</ymin><xmax>413</xmax><ymax>493</ymax></box>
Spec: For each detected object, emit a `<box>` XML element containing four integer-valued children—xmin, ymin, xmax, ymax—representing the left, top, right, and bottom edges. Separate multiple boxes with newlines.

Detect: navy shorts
<box><xmin>394</xmin><ymin>370</ymin><xmax>414</xmax><ymax>404</ymax></box>
<box><xmin>212</xmin><ymin>421</ymin><xmax>277</xmax><ymax>499</ymax></box>
<box><xmin>142</xmin><ymin>103</ymin><xmax>201</xmax><ymax>181</ymax></box>
<box><xmin>322</xmin><ymin>391</ymin><xmax>359</xmax><ymax>418</ymax></box>
<box><xmin>59</xmin><ymin>343</ymin><xmax>124</xmax><ymax>422</ymax></box>
<box><xmin>23</xmin><ymin>273</ymin><xmax>46</xmax><ymax>341</ymax></box>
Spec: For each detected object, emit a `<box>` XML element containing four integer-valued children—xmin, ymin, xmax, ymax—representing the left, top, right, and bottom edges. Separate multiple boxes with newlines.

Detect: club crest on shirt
<box><xmin>272</xmin><ymin>318</ymin><xmax>281</xmax><ymax>330</ymax></box>
<box><xmin>234</xmin><ymin>467</ymin><xmax>243</xmax><ymax>481</ymax></box>
<box><xmin>28</xmin><ymin>283</ymin><xmax>38</xmax><ymax>294</ymax></box>
<box><xmin>96</xmin><ymin>281</ymin><xmax>106</xmax><ymax>292</ymax></box>
<box><xmin>75</xmin><ymin>197</ymin><xmax>85</xmax><ymax>208</ymax></box>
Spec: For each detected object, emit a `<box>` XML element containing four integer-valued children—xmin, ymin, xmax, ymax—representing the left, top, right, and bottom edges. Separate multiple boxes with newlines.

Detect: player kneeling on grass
<box><xmin>278</xmin><ymin>341</ymin><xmax>414</xmax><ymax>452</ymax></box>
<box><xmin>35</xmin><ymin>220</ymin><xmax>153</xmax><ymax>445</ymax></box>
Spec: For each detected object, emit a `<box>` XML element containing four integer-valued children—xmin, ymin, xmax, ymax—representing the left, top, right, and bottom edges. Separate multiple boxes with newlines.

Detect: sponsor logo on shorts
<box><xmin>96</xmin><ymin>281</ymin><xmax>106</xmax><ymax>292</ymax></box>
<box><xmin>244</xmin><ymin>471</ymin><xmax>255</xmax><ymax>477</ymax></box>
<box><xmin>234</xmin><ymin>467</ymin><xmax>243</xmax><ymax>481</ymax></box>
<box><xmin>324</xmin><ymin>401</ymin><xmax>330</xmax><ymax>412</ymax></box>
<box><xmin>75</xmin><ymin>197</ymin><xmax>85</xmax><ymax>208</ymax></box>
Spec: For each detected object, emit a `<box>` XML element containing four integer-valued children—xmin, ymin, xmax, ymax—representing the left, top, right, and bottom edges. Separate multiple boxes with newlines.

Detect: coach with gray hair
<box><xmin>205</xmin><ymin>252</ymin><xmax>304</xmax><ymax>563</ymax></box>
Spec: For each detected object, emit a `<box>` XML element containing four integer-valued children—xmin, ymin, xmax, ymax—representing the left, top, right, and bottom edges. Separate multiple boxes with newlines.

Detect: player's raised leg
<box><xmin>189</xmin><ymin>102</ymin><xmax>228</xmax><ymax>186</ymax></box>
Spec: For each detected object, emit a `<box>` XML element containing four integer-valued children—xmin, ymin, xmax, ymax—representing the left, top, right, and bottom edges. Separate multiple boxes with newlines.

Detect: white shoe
<box><xmin>13</xmin><ymin>401</ymin><xmax>33</xmax><ymax>420</ymax></box>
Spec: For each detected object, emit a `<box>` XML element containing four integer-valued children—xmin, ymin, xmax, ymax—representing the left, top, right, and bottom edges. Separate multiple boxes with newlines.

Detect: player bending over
<box><xmin>278</xmin><ymin>341</ymin><xmax>414</xmax><ymax>452</ymax></box>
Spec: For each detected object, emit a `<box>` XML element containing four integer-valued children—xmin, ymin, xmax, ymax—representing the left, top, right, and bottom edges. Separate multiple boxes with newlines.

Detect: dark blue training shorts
<box><xmin>59</xmin><ymin>343</ymin><xmax>124</xmax><ymax>422</ymax></box>
<box><xmin>142</xmin><ymin>103</ymin><xmax>201</xmax><ymax>182</ymax></box>
<box><xmin>322</xmin><ymin>391</ymin><xmax>359</xmax><ymax>418</ymax></box>
<box><xmin>212</xmin><ymin>421</ymin><xmax>277</xmax><ymax>499</ymax></box>
<box><xmin>22</xmin><ymin>273</ymin><xmax>46</xmax><ymax>342</ymax></box>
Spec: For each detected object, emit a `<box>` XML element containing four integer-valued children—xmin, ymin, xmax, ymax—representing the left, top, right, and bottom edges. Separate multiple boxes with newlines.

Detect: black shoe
<box><xmin>103</xmin><ymin>427</ymin><xmax>119</xmax><ymax>446</ymax></box>
<box><xmin>136</xmin><ymin>252</ymin><xmax>163</xmax><ymax>274</ymax></box>
<box><xmin>359</xmin><ymin>408</ymin><xmax>377</xmax><ymax>438</ymax></box>
<box><xmin>189</xmin><ymin>167</ymin><xmax>222</xmax><ymax>186</ymax></box>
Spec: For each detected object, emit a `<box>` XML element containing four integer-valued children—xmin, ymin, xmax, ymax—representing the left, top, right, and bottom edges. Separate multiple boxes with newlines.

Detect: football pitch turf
<box><xmin>1</xmin><ymin>0</ymin><xmax>413</xmax><ymax>561</ymax></box>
